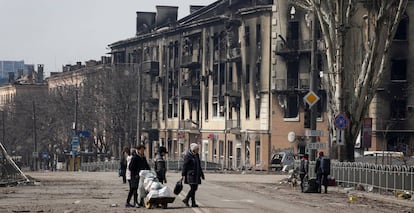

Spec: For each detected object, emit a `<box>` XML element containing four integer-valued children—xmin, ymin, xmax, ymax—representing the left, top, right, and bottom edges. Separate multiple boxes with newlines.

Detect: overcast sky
<box><xmin>0</xmin><ymin>0</ymin><xmax>216</xmax><ymax>75</ymax></box>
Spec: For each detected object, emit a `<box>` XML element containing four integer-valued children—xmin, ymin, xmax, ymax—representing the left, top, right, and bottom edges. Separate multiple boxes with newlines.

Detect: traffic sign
<box><xmin>72</xmin><ymin>136</ymin><xmax>79</xmax><ymax>155</ymax></box>
<box><xmin>304</xmin><ymin>91</ymin><xmax>320</xmax><ymax>108</ymax></box>
<box><xmin>305</xmin><ymin>130</ymin><xmax>324</xmax><ymax>137</ymax></box>
<box><xmin>307</xmin><ymin>143</ymin><xmax>326</xmax><ymax>150</ymax></box>
<box><xmin>336</xmin><ymin>129</ymin><xmax>345</xmax><ymax>145</ymax></box>
<box><xmin>334</xmin><ymin>113</ymin><xmax>350</xmax><ymax>129</ymax></box>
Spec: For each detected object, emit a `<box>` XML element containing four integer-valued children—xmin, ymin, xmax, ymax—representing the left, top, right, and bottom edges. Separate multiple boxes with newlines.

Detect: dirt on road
<box><xmin>1</xmin><ymin>171</ymin><xmax>413</xmax><ymax>213</ymax></box>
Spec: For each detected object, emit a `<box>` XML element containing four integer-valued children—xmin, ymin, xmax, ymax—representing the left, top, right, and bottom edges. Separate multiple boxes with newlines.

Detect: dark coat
<box><xmin>299</xmin><ymin>158</ymin><xmax>309</xmax><ymax>175</ymax></box>
<box><xmin>315</xmin><ymin>156</ymin><xmax>323</xmax><ymax>174</ymax></box>
<box><xmin>182</xmin><ymin>151</ymin><xmax>204</xmax><ymax>185</ymax></box>
<box><xmin>154</xmin><ymin>153</ymin><xmax>167</xmax><ymax>182</ymax></box>
<box><xmin>129</xmin><ymin>152</ymin><xmax>150</xmax><ymax>186</ymax></box>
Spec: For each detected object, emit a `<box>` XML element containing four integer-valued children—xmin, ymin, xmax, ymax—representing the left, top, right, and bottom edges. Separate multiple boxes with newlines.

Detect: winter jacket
<box><xmin>129</xmin><ymin>152</ymin><xmax>150</xmax><ymax>183</ymax></box>
<box><xmin>182</xmin><ymin>150</ymin><xmax>204</xmax><ymax>185</ymax></box>
<box><xmin>154</xmin><ymin>153</ymin><xmax>167</xmax><ymax>182</ymax></box>
<box><xmin>299</xmin><ymin>158</ymin><xmax>309</xmax><ymax>175</ymax></box>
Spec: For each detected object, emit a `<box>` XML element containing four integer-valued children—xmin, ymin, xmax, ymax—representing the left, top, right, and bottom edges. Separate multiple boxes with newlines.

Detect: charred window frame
<box><xmin>390</xmin><ymin>99</ymin><xmax>407</xmax><ymax>120</ymax></box>
<box><xmin>394</xmin><ymin>14</ymin><xmax>409</xmax><ymax>40</ymax></box>
<box><xmin>284</xmin><ymin>94</ymin><xmax>299</xmax><ymax>118</ymax></box>
<box><xmin>244</xmin><ymin>26</ymin><xmax>250</xmax><ymax>47</ymax></box>
<box><xmin>391</xmin><ymin>59</ymin><xmax>407</xmax><ymax>81</ymax></box>
<box><xmin>256</xmin><ymin>24</ymin><xmax>261</xmax><ymax>44</ymax></box>
<box><xmin>245</xmin><ymin>98</ymin><xmax>250</xmax><ymax>119</ymax></box>
<box><xmin>246</xmin><ymin>64</ymin><xmax>250</xmax><ymax>84</ymax></box>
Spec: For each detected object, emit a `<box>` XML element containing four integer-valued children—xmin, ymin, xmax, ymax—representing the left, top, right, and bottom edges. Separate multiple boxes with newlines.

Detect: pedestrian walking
<box><xmin>299</xmin><ymin>154</ymin><xmax>309</xmax><ymax>192</ymax></box>
<box><xmin>182</xmin><ymin>143</ymin><xmax>205</xmax><ymax>208</ymax></box>
<box><xmin>124</xmin><ymin>147</ymin><xmax>135</xmax><ymax>208</ymax></box>
<box><xmin>128</xmin><ymin>144</ymin><xmax>150</xmax><ymax>208</ymax></box>
<box><xmin>315</xmin><ymin>151</ymin><xmax>330</xmax><ymax>193</ymax></box>
<box><xmin>154</xmin><ymin>146</ymin><xmax>168</xmax><ymax>184</ymax></box>
<box><xmin>119</xmin><ymin>146</ymin><xmax>129</xmax><ymax>184</ymax></box>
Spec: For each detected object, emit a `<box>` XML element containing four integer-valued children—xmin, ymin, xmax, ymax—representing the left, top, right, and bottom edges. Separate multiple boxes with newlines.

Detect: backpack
<box><xmin>320</xmin><ymin>157</ymin><xmax>331</xmax><ymax>175</ymax></box>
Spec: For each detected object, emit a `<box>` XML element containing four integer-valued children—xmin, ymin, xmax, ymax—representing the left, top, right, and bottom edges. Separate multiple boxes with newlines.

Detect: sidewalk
<box><xmin>331</xmin><ymin>186</ymin><xmax>414</xmax><ymax>209</ymax></box>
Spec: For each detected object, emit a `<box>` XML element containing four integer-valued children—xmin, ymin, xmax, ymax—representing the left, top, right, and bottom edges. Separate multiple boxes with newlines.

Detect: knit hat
<box><xmin>190</xmin><ymin>143</ymin><xmax>199</xmax><ymax>151</ymax></box>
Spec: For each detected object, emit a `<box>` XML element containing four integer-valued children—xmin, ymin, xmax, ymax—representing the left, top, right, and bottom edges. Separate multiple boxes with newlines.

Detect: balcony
<box><xmin>141</xmin><ymin>120</ymin><xmax>159</xmax><ymax>130</ymax></box>
<box><xmin>226</xmin><ymin>119</ymin><xmax>239</xmax><ymax>129</ymax></box>
<box><xmin>181</xmin><ymin>54</ymin><xmax>201</xmax><ymax>69</ymax></box>
<box><xmin>275</xmin><ymin>40</ymin><xmax>324</xmax><ymax>58</ymax></box>
<box><xmin>272</xmin><ymin>78</ymin><xmax>298</xmax><ymax>93</ymax></box>
<box><xmin>179</xmin><ymin>120</ymin><xmax>199</xmax><ymax>130</ymax></box>
<box><xmin>213</xmin><ymin>85</ymin><xmax>220</xmax><ymax>97</ymax></box>
<box><xmin>227</xmin><ymin>47</ymin><xmax>241</xmax><ymax>62</ymax></box>
<box><xmin>143</xmin><ymin>98</ymin><xmax>159</xmax><ymax>111</ymax></box>
<box><xmin>179</xmin><ymin>85</ymin><xmax>200</xmax><ymax>100</ymax></box>
<box><xmin>142</xmin><ymin>61</ymin><xmax>159</xmax><ymax>76</ymax></box>
<box><xmin>224</xmin><ymin>82</ymin><xmax>241</xmax><ymax>97</ymax></box>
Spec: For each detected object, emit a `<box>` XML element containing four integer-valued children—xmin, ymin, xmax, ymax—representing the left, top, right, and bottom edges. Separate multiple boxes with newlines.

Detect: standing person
<box><xmin>299</xmin><ymin>154</ymin><xmax>309</xmax><ymax>192</ymax></box>
<box><xmin>154</xmin><ymin>146</ymin><xmax>168</xmax><ymax>184</ymax></box>
<box><xmin>120</xmin><ymin>147</ymin><xmax>129</xmax><ymax>184</ymax></box>
<box><xmin>129</xmin><ymin>144</ymin><xmax>151</xmax><ymax>207</ymax></box>
<box><xmin>125</xmin><ymin>147</ymin><xmax>134</xmax><ymax>208</ymax></box>
<box><xmin>182</xmin><ymin>143</ymin><xmax>205</xmax><ymax>208</ymax></box>
<box><xmin>315</xmin><ymin>151</ymin><xmax>330</xmax><ymax>193</ymax></box>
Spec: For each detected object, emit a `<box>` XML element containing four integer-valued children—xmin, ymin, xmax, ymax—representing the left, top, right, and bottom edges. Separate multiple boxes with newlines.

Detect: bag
<box><xmin>303</xmin><ymin>177</ymin><xmax>319</xmax><ymax>193</ymax></box>
<box><xmin>173</xmin><ymin>180</ymin><xmax>183</xmax><ymax>195</ymax></box>
<box><xmin>320</xmin><ymin>157</ymin><xmax>331</xmax><ymax>175</ymax></box>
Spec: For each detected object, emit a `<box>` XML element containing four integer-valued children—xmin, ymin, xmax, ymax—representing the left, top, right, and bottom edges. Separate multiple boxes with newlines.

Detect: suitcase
<box><xmin>303</xmin><ymin>177</ymin><xmax>319</xmax><ymax>193</ymax></box>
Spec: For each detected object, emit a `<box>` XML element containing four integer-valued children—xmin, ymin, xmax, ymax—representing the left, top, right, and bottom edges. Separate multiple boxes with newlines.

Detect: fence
<box><xmin>295</xmin><ymin>160</ymin><xmax>414</xmax><ymax>193</ymax></box>
<box><xmin>80</xmin><ymin>160</ymin><xmax>222</xmax><ymax>172</ymax></box>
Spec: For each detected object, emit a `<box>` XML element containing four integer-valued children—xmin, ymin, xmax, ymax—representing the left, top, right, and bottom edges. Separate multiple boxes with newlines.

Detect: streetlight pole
<box><xmin>309</xmin><ymin>11</ymin><xmax>318</xmax><ymax>161</ymax></box>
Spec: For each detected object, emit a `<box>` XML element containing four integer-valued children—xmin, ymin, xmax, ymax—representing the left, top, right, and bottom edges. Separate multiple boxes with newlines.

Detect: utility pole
<box><xmin>74</xmin><ymin>89</ymin><xmax>78</xmax><ymax>134</ymax></box>
<box><xmin>2</xmin><ymin>110</ymin><xmax>5</xmax><ymax>144</ymax></box>
<box><xmin>73</xmin><ymin>89</ymin><xmax>78</xmax><ymax>172</ymax></box>
<box><xmin>136</xmin><ymin>60</ymin><xmax>143</xmax><ymax>146</ymax></box>
<box><xmin>309</xmin><ymin>11</ymin><xmax>318</xmax><ymax>161</ymax></box>
<box><xmin>32</xmin><ymin>100</ymin><xmax>37</xmax><ymax>170</ymax></box>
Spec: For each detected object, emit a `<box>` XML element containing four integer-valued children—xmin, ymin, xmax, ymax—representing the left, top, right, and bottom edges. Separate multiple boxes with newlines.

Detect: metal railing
<box><xmin>80</xmin><ymin>160</ymin><xmax>221</xmax><ymax>172</ymax></box>
<box><xmin>295</xmin><ymin>160</ymin><xmax>414</xmax><ymax>193</ymax></box>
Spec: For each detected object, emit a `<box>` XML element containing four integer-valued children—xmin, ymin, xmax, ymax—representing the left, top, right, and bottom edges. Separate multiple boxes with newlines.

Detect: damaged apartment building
<box><xmin>109</xmin><ymin>0</ymin><xmax>414</xmax><ymax>168</ymax></box>
<box><xmin>109</xmin><ymin>0</ymin><xmax>276</xmax><ymax>170</ymax></box>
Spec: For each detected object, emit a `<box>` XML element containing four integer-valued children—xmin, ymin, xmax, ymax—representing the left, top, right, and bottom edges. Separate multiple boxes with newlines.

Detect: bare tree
<box><xmin>292</xmin><ymin>0</ymin><xmax>408</xmax><ymax>161</ymax></box>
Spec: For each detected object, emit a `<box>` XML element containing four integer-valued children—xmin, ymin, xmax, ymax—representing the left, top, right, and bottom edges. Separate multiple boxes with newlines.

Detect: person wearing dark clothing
<box><xmin>126</xmin><ymin>145</ymin><xmax>150</xmax><ymax>208</ymax></box>
<box><xmin>315</xmin><ymin>151</ymin><xmax>329</xmax><ymax>193</ymax></box>
<box><xmin>154</xmin><ymin>146</ymin><xmax>168</xmax><ymax>183</ymax></box>
<box><xmin>299</xmin><ymin>154</ymin><xmax>309</xmax><ymax>192</ymax></box>
<box><xmin>120</xmin><ymin>147</ymin><xmax>129</xmax><ymax>184</ymax></box>
<box><xmin>181</xmin><ymin>143</ymin><xmax>205</xmax><ymax>208</ymax></box>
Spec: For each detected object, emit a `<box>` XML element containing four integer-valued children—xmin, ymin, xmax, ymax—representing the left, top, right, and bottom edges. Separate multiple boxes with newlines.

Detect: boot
<box><xmin>324</xmin><ymin>186</ymin><xmax>328</xmax><ymax>194</ymax></box>
<box><xmin>191</xmin><ymin>200</ymin><xmax>199</xmax><ymax>208</ymax></box>
<box><xmin>182</xmin><ymin>199</ymin><xmax>190</xmax><ymax>207</ymax></box>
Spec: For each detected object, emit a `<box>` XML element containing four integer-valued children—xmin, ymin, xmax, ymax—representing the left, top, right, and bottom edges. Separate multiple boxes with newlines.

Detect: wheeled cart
<box><xmin>144</xmin><ymin>196</ymin><xmax>175</xmax><ymax>209</ymax></box>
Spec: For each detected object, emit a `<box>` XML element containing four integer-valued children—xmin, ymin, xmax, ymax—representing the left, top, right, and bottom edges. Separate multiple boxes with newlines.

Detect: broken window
<box><xmin>246</xmin><ymin>64</ymin><xmax>250</xmax><ymax>84</ymax></box>
<box><xmin>256</xmin><ymin>24</ymin><xmax>261</xmax><ymax>44</ymax></box>
<box><xmin>394</xmin><ymin>14</ymin><xmax>408</xmax><ymax>40</ymax></box>
<box><xmin>391</xmin><ymin>59</ymin><xmax>407</xmax><ymax>81</ymax></box>
<box><xmin>255</xmin><ymin>141</ymin><xmax>261</xmax><ymax>164</ymax></box>
<box><xmin>245</xmin><ymin>99</ymin><xmax>250</xmax><ymax>119</ymax></box>
<box><xmin>390</xmin><ymin>99</ymin><xmax>406</xmax><ymax>120</ymax></box>
<box><xmin>284</xmin><ymin>95</ymin><xmax>298</xmax><ymax>118</ymax></box>
<box><xmin>245</xmin><ymin>26</ymin><xmax>250</xmax><ymax>47</ymax></box>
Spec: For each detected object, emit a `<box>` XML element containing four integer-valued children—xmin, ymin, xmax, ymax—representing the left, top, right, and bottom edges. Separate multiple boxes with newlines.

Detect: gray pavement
<box><xmin>1</xmin><ymin>171</ymin><xmax>413</xmax><ymax>213</ymax></box>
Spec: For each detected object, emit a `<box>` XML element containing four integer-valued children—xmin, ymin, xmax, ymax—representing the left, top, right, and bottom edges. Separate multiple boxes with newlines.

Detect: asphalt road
<box><xmin>1</xmin><ymin>171</ymin><xmax>413</xmax><ymax>213</ymax></box>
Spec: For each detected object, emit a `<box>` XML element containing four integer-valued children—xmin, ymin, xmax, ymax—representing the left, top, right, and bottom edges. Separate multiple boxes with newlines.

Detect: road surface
<box><xmin>0</xmin><ymin>171</ymin><xmax>412</xmax><ymax>212</ymax></box>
